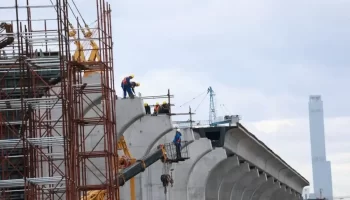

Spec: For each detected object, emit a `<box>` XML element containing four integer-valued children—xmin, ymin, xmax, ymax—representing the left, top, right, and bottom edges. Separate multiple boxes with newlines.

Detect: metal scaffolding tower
<box><xmin>0</xmin><ymin>0</ymin><xmax>118</xmax><ymax>199</ymax></box>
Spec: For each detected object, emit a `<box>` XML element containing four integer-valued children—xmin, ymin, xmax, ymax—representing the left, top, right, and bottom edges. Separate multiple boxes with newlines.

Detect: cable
<box><xmin>179</xmin><ymin>90</ymin><xmax>207</xmax><ymax>108</ymax></box>
<box><xmin>194</xmin><ymin>93</ymin><xmax>208</xmax><ymax>112</ymax></box>
<box><xmin>71</xmin><ymin>0</ymin><xmax>88</xmax><ymax>26</ymax></box>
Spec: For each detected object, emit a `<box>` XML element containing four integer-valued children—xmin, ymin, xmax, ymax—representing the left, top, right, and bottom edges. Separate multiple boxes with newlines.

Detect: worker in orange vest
<box><xmin>121</xmin><ymin>75</ymin><xmax>134</xmax><ymax>98</ymax></box>
<box><xmin>153</xmin><ymin>102</ymin><xmax>160</xmax><ymax>115</ymax></box>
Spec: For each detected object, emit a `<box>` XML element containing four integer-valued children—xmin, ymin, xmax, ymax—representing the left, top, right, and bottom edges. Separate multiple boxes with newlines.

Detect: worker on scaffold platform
<box><xmin>121</xmin><ymin>75</ymin><xmax>138</xmax><ymax>98</ymax></box>
<box><xmin>173</xmin><ymin>129</ymin><xmax>182</xmax><ymax>159</ymax></box>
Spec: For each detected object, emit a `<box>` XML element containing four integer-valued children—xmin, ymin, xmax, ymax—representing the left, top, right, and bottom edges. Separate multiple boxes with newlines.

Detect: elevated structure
<box><xmin>308</xmin><ymin>95</ymin><xmax>333</xmax><ymax>200</ymax></box>
<box><xmin>115</xmin><ymin>97</ymin><xmax>309</xmax><ymax>200</ymax></box>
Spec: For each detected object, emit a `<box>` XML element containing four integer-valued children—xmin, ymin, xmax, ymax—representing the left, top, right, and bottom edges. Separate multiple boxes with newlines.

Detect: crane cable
<box><xmin>71</xmin><ymin>0</ymin><xmax>88</xmax><ymax>27</ymax></box>
<box><xmin>194</xmin><ymin>93</ymin><xmax>208</xmax><ymax>112</ymax></box>
<box><xmin>178</xmin><ymin>90</ymin><xmax>207</xmax><ymax>108</ymax></box>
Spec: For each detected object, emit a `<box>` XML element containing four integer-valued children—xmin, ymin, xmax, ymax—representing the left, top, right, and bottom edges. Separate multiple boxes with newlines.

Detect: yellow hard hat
<box><xmin>144</xmin><ymin>103</ymin><xmax>148</xmax><ymax>106</ymax></box>
<box><xmin>130</xmin><ymin>74</ymin><xmax>135</xmax><ymax>78</ymax></box>
<box><xmin>156</xmin><ymin>102</ymin><xmax>159</xmax><ymax>105</ymax></box>
<box><xmin>136</xmin><ymin>82</ymin><xmax>140</xmax><ymax>86</ymax></box>
<box><xmin>163</xmin><ymin>101</ymin><xmax>167</xmax><ymax>104</ymax></box>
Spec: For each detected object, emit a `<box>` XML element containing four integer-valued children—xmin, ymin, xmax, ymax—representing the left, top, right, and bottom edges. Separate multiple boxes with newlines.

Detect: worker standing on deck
<box><xmin>144</xmin><ymin>103</ymin><xmax>151</xmax><ymax>114</ymax></box>
<box><xmin>173</xmin><ymin>129</ymin><xmax>182</xmax><ymax>159</ymax></box>
<box><xmin>121</xmin><ymin>75</ymin><xmax>135</xmax><ymax>98</ymax></box>
<box><xmin>159</xmin><ymin>101</ymin><xmax>170</xmax><ymax>114</ymax></box>
<box><xmin>153</xmin><ymin>102</ymin><xmax>160</xmax><ymax>115</ymax></box>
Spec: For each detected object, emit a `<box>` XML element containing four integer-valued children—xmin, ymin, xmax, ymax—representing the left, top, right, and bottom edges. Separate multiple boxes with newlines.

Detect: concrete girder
<box><xmin>229</xmin><ymin>167</ymin><xmax>260</xmax><ymax>200</ymax></box>
<box><xmin>250</xmin><ymin>177</ymin><xmax>280</xmax><ymax>200</ymax></box>
<box><xmin>171</xmin><ymin>138</ymin><xmax>213</xmax><ymax>200</ymax></box>
<box><xmin>218</xmin><ymin>162</ymin><xmax>250</xmax><ymax>200</ymax></box>
<box><xmin>258</xmin><ymin>180</ymin><xmax>281</xmax><ymax>200</ymax></box>
<box><xmin>187</xmin><ymin>148</ymin><xmax>227</xmax><ymax>200</ymax></box>
<box><xmin>119</xmin><ymin>114</ymin><xmax>174</xmax><ymax>200</ymax></box>
<box><xmin>141</xmin><ymin>128</ymin><xmax>195</xmax><ymax>200</ymax></box>
<box><xmin>224</xmin><ymin>127</ymin><xmax>308</xmax><ymax>194</ymax></box>
<box><xmin>115</xmin><ymin>98</ymin><xmax>146</xmax><ymax>136</ymax></box>
<box><xmin>123</xmin><ymin>115</ymin><xmax>173</xmax><ymax>157</ymax></box>
<box><xmin>271</xmin><ymin>185</ymin><xmax>289</xmax><ymax>200</ymax></box>
<box><xmin>241</xmin><ymin>172</ymin><xmax>268</xmax><ymax>200</ymax></box>
<box><xmin>205</xmin><ymin>155</ymin><xmax>240</xmax><ymax>200</ymax></box>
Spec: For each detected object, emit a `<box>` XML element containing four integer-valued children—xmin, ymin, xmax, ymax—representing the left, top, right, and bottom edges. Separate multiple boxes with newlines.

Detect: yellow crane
<box><xmin>68</xmin><ymin>21</ymin><xmax>86</xmax><ymax>62</ymax></box>
<box><xmin>117</xmin><ymin>136</ymin><xmax>137</xmax><ymax>200</ymax></box>
<box><xmin>79</xmin><ymin>23</ymin><xmax>101</xmax><ymax>77</ymax></box>
<box><xmin>68</xmin><ymin>0</ymin><xmax>101</xmax><ymax>77</ymax></box>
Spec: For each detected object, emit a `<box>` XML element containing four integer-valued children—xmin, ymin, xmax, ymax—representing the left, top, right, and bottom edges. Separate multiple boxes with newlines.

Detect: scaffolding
<box><xmin>0</xmin><ymin>0</ymin><xmax>118</xmax><ymax>199</ymax></box>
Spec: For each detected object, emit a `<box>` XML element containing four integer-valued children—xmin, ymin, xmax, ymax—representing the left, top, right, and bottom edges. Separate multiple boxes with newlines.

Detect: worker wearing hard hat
<box><xmin>173</xmin><ymin>129</ymin><xmax>182</xmax><ymax>159</ymax></box>
<box><xmin>144</xmin><ymin>102</ymin><xmax>151</xmax><ymax>114</ymax></box>
<box><xmin>153</xmin><ymin>102</ymin><xmax>160</xmax><ymax>115</ymax></box>
<box><xmin>159</xmin><ymin>101</ymin><xmax>170</xmax><ymax>114</ymax></box>
<box><xmin>121</xmin><ymin>75</ymin><xmax>135</xmax><ymax>98</ymax></box>
<box><xmin>130</xmin><ymin>82</ymin><xmax>140</xmax><ymax>94</ymax></box>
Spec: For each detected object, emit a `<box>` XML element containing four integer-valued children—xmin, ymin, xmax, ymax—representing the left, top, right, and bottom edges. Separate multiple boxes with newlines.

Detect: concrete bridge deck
<box><xmin>115</xmin><ymin>98</ymin><xmax>309</xmax><ymax>200</ymax></box>
<box><xmin>42</xmin><ymin>73</ymin><xmax>309</xmax><ymax>200</ymax></box>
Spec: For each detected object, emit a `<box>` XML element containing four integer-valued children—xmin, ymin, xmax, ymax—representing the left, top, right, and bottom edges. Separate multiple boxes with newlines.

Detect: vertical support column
<box><xmin>63</xmin><ymin>0</ymin><xmax>118</xmax><ymax>199</ymax></box>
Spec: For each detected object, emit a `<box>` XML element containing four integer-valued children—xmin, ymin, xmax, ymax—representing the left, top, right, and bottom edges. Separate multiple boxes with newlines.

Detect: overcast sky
<box><xmin>108</xmin><ymin>0</ymin><xmax>350</xmax><ymax>197</ymax></box>
<box><xmin>8</xmin><ymin>0</ymin><xmax>349</xmax><ymax>197</ymax></box>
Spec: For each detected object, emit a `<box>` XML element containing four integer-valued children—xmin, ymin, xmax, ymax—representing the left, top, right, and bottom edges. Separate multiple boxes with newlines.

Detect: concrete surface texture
<box><xmin>116</xmin><ymin>97</ymin><xmax>309</xmax><ymax>200</ymax></box>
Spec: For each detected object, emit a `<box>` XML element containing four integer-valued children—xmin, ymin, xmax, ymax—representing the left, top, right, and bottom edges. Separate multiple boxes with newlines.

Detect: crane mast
<box><xmin>208</xmin><ymin>86</ymin><xmax>216</xmax><ymax>125</ymax></box>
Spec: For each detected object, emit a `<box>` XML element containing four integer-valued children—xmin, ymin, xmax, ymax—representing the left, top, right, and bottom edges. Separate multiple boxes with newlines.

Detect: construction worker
<box><xmin>159</xmin><ymin>101</ymin><xmax>170</xmax><ymax>114</ymax></box>
<box><xmin>121</xmin><ymin>75</ymin><xmax>135</xmax><ymax>98</ymax></box>
<box><xmin>130</xmin><ymin>82</ymin><xmax>140</xmax><ymax>95</ymax></box>
<box><xmin>173</xmin><ymin>129</ymin><xmax>182</xmax><ymax>159</ymax></box>
<box><xmin>144</xmin><ymin>103</ymin><xmax>151</xmax><ymax>114</ymax></box>
<box><xmin>153</xmin><ymin>102</ymin><xmax>160</xmax><ymax>115</ymax></box>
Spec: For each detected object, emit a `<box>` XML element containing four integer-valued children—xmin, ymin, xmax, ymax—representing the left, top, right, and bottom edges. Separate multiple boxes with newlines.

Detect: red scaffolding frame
<box><xmin>0</xmin><ymin>0</ymin><xmax>118</xmax><ymax>199</ymax></box>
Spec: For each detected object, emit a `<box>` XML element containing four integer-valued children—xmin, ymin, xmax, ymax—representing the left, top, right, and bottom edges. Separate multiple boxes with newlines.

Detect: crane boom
<box><xmin>117</xmin><ymin>146</ymin><xmax>167</xmax><ymax>186</ymax></box>
<box><xmin>80</xmin><ymin>141</ymin><xmax>189</xmax><ymax>200</ymax></box>
<box><xmin>68</xmin><ymin>22</ymin><xmax>86</xmax><ymax>62</ymax></box>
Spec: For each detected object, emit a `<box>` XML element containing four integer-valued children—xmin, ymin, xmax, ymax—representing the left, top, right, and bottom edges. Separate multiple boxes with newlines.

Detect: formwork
<box><xmin>0</xmin><ymin>0</ymin><xmax>118</xmax><ymax>199</ymax></box>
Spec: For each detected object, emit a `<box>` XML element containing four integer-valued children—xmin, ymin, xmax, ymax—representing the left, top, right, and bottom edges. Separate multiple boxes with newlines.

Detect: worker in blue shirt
<box><xmin>130</xmin><ymin>82</ymin><xmax>140</xmax><ymax>94</ymax></box>
<box><xmin>121</xmin><ymin>75</ymin><xmax>135</xmax><ymax>98</ymax></box>
<box><xmin>173</xmin><ymin>129</ymin><xmax>182</xmax><ymax>159</ymax></box>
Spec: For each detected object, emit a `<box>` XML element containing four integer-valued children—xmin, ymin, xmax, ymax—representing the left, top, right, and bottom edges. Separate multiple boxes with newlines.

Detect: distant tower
<box><xmin>308</xmin><ymin>95</ymin><xmax>333</xmax><ymax>200</ymax></box>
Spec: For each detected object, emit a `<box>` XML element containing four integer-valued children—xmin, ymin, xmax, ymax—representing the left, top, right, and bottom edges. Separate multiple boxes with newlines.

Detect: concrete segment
<box><xmin>116</xmin><ymin>98</ymin><xmax>146</xmax><ymax>136</ymax></box>
<box><xmin>142</xmin><ymin>128</ymin><xmax>195</xmax><ymax>200</ymax></box>
<box><xmin>187</xmin><ymin>148</ymin><xmax>227</xmax><ymax>200</ymax></box>
<box><xmin>224</xmin><ymin>126</ymin><xmax>308</xmax><ymax>194</ymax></box>
<box><xmin>257</xmin><ymin>179</ymin><xmax>281</xmax><ymax>200</ymax></box>
<box><xmin>205</xmin><ymin>155</ymin><xmax>240</xmax><ymax>200</ymax></box>
<box><xmin>241</xmin><ymin>172</ymin><xmax>268</xmax><ymax>200</ymax></box>
<box><xmin>171</xmin><ymin>138</ymin><xmax>213</xmax><ymax>200</ymax></box>
<box><xmin>250</xmin><ymin>177</ymin><xmax>279</xmax><ymax>200</ymax></box>
<box><xmin>270</xmin><ymin>186</ymin><xmax>288</xmax><ymax>200</ymax></box>
<box><xmin>120</xmin><ymin>114</ymin><xmax>173</xmax><ymax>200</ymax></box>
<box><xmin>219</xmin><ymin>162</ymin><xmax>250</xmax><ymax>200</ymax></box>
<box><xmin>123</xmin><ymin>115</ymin><xmax>173</xmax><ymax>157</ymax></box>
<box><xmin>229</xmin><ymin>168</ymin><xmax>259</xmax><ymax>200</ymax></box>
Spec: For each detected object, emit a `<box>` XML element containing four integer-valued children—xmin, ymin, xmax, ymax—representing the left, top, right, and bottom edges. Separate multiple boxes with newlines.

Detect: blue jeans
<box><xmin>122</xmin><ymin>86</ymin><xmax>133</xmax><ymax>98</ymax></box>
